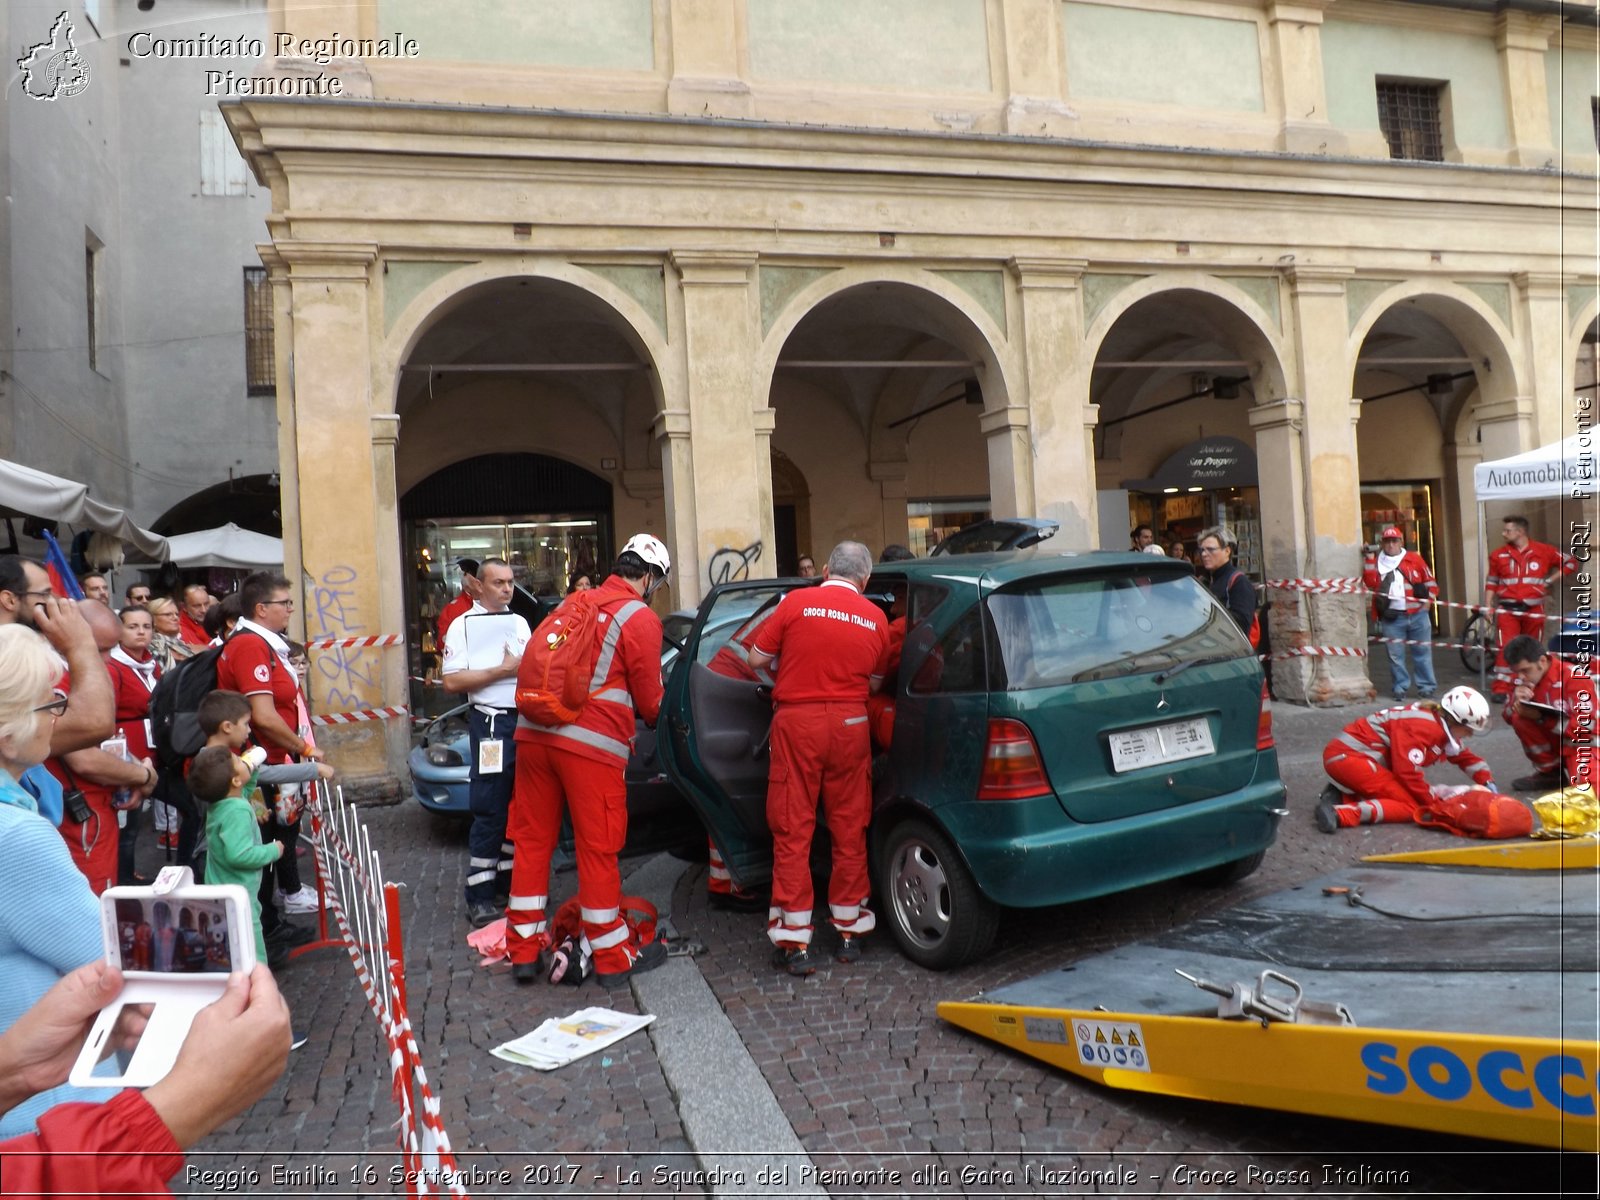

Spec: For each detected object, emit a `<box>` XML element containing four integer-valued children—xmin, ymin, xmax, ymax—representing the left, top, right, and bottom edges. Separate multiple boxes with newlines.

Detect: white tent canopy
<box><xmin>0</xmin><ymin>457</ymin><xmax>168</xmax><ymax>560</ymax></box>
<box><xmin>1473</xmin><ymin>434</ymin><xmax>1596</xmax><ymax>502</ymax></box>
<box><xmin>162</xmin><ymin>523</ymin><xmax>283</xmax><ymax>570</ymax></box>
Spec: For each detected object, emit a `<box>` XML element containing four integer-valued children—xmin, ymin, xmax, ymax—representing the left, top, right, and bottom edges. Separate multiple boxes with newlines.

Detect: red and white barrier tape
<box><xmin>313</xmin><ymin>705</ymin><xmax>410</xmax><ymax>727</ymax></box>
<box><xmin>1266</xmin><ymin>578</ymin><xmax>1562</xmax><ymax>623</ymax></box>
<box><xmin>307</xmin><ymin>634</ymin><xmax>405</xmax><ymax>649</ymax></box>
<box><xmin>1266</xmin><ymin>577</ymin><xmax>1368</xmax><ymax>595</ymax></box>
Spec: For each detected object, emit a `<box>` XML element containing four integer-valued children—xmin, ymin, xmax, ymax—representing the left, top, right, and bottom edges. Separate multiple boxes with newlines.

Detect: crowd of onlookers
<box><xmin>0</xmin><ymin>558</ymin><xmax>301</xmax><ymax>1194</ymax></box>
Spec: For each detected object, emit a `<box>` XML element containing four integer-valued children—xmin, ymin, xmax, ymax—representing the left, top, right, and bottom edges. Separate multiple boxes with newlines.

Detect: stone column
<box><xmin>259</xmin><ymin>244</ymin><xmax>301</xmax><ymax>604</ymax></box>
<box><xmin>1265</xmin><ymin>2</ymin><xmax>1344</xmax><ymax>154</ymax></box>
<box><xmin>1515</xmin><ymin>272</ymin><xmax>1569</xmax><ymax>445</ymax></box>
<box><xmin>1445</xmin><ymin>439</ymin><xmax>1486</xmax><ymax>632</ymax></box>
<box><xmin>1475</xmin><ymin>396</ymin><xmax>1538</xmax><ymax>534</ymax></box>
<box><xmin>278</xmin><ymin>241</ymin><xmax>396</xmax><ymax>783</ymax></box>
<box><xmin>1010</xmin><ymin>259</ymin><xmax>1095</xmax><ymax>545</ymax></box>
<box><xmin>654</xmin><ymin>409</ymin><xmax>699</xmax><ymax>608</ymax></box>
<box><xmin>370</xmin><ymin>412</ymin><xmax>408</xmax><ymax>780</ymax></box>
<box><xmin>668</xmin><ymin>251</ymin><xmax>772</xmax><ymax>608</ymax></box>
<box><xmin>1265</xmin><ymin>267</ymin><xmax>1372</xmax><ymax>705</ymax></box>
<box><xmin>1496</xmin><ymin>13</ymin><xmax>1558</xmax><ymax>168</ymax></box>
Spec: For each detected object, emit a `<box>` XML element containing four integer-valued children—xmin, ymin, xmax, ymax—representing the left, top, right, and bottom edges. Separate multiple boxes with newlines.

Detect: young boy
<box><xmin>196</xmin><ymin>690</ymin><xmax>333</xmax><ymax>793</ymax></box>
<box><xmin>195</xmin><ymin>690</ymin><xmax>334</xmax><ymax>961</ymax></box>
<box><xmin>187</xmin><ymin>745</ymin><xmax>283</xmax><ymax>962</ymax></box>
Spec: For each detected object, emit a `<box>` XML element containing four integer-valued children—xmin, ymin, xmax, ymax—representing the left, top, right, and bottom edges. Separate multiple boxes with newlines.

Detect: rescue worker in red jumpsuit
<box><xmin>1485</xmin><ymin>516</ymin><xmax>1576</xmax><ymax>698</ymax></box>
<box><xmin>1315</xmin><ymin>686</ymin><xmax>1494</xmax><ymax>832</ymax></box>
<box><xmin>749</xmin><ymin>541</ymin><xmax>890</xmax><ymax>975</ymax></box>
<box><xmin>1502</xmin><ymin>634</ymin><xmax>1598</xmax><ymax>792</ymax></box>
<box><xmin>704</xmin><ymin>606</ymin><xmax>779</xmax><ymax>912</ymax></box>
<box><xmin>505</xmin><ymin>534</ymin><xmax>671</xmax><ymax>986</ymax></box>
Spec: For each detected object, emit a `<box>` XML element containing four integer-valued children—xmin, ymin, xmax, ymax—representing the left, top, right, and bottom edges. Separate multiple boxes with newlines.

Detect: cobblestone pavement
<box><xmin>171</xmin><ymin>693</ymin><xmax>1584</xmax><ymax>1198</ymax></box>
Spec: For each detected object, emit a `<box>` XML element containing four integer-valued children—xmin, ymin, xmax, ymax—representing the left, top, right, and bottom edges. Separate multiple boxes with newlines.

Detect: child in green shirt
<box><xmin>188</xmin><ymin>745</ymin><xmax>283</xmax><ymax>961</ymax></box>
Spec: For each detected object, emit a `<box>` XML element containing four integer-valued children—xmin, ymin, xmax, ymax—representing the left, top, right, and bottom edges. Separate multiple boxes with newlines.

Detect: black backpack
<box><xmin>148</xmin><ymin>643</ymin><xmax>228</xmax><ymax>774</ymax></box>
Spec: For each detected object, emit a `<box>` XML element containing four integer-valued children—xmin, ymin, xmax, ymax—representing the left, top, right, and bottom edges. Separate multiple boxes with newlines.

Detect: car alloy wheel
<box><xmin>879</xmin><ymin>817</ymin><xmax>998</xmax><ymax>970</ymax></box>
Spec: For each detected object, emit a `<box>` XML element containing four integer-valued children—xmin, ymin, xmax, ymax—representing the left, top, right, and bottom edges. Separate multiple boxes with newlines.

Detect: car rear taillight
<box><xmin>1257</xmin><ymin>681</ymin><xmax>1274</xmax><ymax>751</ymax></box>
<box><xmin>977</xmin><ymin>718</ymin><xmax>1052</xmax><ymax>800</ymax></box>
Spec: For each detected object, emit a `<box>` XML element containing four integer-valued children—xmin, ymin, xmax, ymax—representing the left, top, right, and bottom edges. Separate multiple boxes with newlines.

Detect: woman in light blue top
<box><xmin>0</xmin><ymin>624</ymin><xmax>111</xmax><ymax>1136</ymax></box>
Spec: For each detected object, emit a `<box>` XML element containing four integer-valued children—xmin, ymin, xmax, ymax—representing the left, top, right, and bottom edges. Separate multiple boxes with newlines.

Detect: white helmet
<box><xmin>1440</xmin><ymin>685</ymin><xmax>1489</xmax><ymax>733</ymax></box>
<box><xmin>620</xmin><ymin>533</ymin><xmax>671</xmax><ymax>578</ymax></box>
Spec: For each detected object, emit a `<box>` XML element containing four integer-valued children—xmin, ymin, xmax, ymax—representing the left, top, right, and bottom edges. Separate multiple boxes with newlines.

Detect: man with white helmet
<box><xmin>504</xmin><ymin>534</ymin><xmax>671</xmax><ymax>986</ymax></box>
<box><xmin>1315</xmin><ymin>686</ymin><xmax>1495</xmax><ymax>833</ymax></box>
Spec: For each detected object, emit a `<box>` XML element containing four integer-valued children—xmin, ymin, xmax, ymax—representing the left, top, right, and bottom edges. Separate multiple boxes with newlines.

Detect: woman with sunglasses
<box><xmin>144</xmin><ymin>598</ymin><xmax>195</xmax><ymax>674</ymax></box>
<box><xmin>1195</xmin><ymin>525</ymin><xmax>1261</xmax><ymax>649</ymax></box>
<box><xmin>0</xmin><ymin>625</ymin><xmax>116</xmax><ymax>1136</ymax></box>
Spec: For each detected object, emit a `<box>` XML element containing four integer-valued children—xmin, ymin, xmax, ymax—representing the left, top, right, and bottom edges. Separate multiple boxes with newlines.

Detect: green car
<box><xmin>659</xmin><ymin>550</ymin><xmax>1285</xmax><ymax>969</ymax></box>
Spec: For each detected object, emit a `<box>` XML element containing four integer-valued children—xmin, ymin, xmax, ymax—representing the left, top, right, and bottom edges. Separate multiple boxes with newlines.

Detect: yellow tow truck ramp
<box><xmin>939</xmin><ymin>847</ymin><xmax>1600</xmax><ymax>1151</ymax></box>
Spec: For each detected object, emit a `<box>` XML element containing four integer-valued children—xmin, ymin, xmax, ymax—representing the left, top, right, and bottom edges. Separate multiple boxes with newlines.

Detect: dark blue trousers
<box><xmin>465</xmin><ymin>706</ymin><xmax>518</xmax><ymax>905</ymax></box>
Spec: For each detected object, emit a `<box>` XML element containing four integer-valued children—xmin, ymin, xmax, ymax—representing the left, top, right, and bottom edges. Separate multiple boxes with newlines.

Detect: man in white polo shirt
<box><xmin>442</xmin><ymin>558</ymin><xmax>531</xmax><ymax>927</ymax></box>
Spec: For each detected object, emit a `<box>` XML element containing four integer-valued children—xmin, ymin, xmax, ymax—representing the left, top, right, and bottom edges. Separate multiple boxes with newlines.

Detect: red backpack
<box><xmin>1415</xmin><ymin>789</ymin><xmax>1534</xmax><ymax>839</ymax></box>
<box><xmin>515</xmin><ymin>591</ymin><xmax>604</xmax><ymax>726</ymax></box>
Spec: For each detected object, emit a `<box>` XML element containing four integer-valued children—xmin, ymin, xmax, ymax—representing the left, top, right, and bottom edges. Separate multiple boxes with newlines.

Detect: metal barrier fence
<box><xmin>299</xmin><ymin>780</ymin><xmax>470</xmax><ymax>1198</ymax></box>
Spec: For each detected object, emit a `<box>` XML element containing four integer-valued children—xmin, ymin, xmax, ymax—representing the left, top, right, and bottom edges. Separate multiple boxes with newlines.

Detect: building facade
<box><xmin>3</xmin><ymin>0</ymin><xmax>278</xmax><ymax>567</ymax></box>
<box><xmin>95</xmin><ymin>0</ymin><xmax>1600</xmax><ymax>782</ymax></box>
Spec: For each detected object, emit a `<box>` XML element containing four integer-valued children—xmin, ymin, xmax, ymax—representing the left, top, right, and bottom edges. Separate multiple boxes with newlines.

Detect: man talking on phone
<box><xmin>442</xmin><ymin>558</ymin><xmax>531</xmax><ymax>928</ymax></box>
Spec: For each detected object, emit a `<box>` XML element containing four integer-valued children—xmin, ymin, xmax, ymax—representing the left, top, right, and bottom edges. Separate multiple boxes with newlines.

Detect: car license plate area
<box><xmin>1107</xmin><ymin>718</ymin><xmax>1215</xmax><ymax>774</ymax></box>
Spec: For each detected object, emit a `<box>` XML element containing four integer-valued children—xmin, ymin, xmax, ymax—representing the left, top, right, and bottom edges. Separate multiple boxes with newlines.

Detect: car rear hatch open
<box><xmin>983</xmin><ymin>562</ymin><xmax>1262</xmax><ymax>824</ymax></box>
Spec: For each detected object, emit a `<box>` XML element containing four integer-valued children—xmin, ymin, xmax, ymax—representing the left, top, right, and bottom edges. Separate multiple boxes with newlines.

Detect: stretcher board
<box><xmin>939</xmin><ymin>863</ymin><xmax>1600</xmax><ymax>1150</ymax></box>
<box><xmin>1363</xmin><ymin>837</ymin><xmax>1599</xmax><ymax>870</ymax></box>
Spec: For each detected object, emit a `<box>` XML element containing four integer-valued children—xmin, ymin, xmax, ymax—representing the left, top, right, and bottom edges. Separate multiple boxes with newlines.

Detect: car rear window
<box><xmin>986</xmin><ymin>571</ymin><xmax>1252</xmax><ymax>689</ymax></box>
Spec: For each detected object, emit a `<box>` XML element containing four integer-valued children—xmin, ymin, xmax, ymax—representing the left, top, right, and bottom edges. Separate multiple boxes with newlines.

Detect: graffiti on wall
<box><xmin>708</xmin><ymin>541</ymin><xmax>762</xmax><ymax>587</ymax></box>
<box><xmin>306</xmin><ymin>564</ymin><xmax>378</xmax><ymax>715</ymax></box>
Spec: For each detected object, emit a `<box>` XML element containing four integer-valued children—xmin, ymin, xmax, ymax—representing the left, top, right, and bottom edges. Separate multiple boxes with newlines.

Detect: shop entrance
<box><xmin>1120</xmin><ymin>436</ymin><xmax>1261</xmax><ymax>577</ymax></box>
<box><xmin>401</xmin><ymin>452</ymin><xmax>612</xmax><ymax>716</ymax></box>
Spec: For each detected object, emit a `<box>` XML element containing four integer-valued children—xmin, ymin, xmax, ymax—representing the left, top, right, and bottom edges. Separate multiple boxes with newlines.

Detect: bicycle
<box><xmin>1458</xmin><ymin>609</ymin><xmax>1496</xmax><ymax>674</ymax></box>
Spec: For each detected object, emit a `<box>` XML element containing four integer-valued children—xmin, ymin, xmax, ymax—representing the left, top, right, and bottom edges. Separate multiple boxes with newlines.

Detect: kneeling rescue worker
<box><xmin>505</xmin><ymin>533</ymin><xmax>671</xmax><ymax>986</ymax></box>
<box><xmin>1316</xmin><ymin>686</ymin><xmax>1494</xmax><ymax>833</ymax></box>
<box><xmin>1502</xmin><ymin>634</ymin><xmax>1599</xmax><ymax>793</ymax></box>
<box><xmin>748</xmin><ymin>541</ymin><xmax>890</xmax><ymax>976</ymax></box>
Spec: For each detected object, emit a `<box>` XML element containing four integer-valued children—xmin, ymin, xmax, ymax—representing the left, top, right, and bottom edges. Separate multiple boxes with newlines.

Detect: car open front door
<box><xmin>659</xmin><ymin>580</ymin><xmax>797</xmax><ymax>890</ymax></box>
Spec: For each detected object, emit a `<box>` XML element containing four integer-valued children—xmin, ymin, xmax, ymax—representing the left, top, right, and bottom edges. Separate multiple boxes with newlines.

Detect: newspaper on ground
<box><xmin>491</xmin><ymin>1007</ymin><xmax>656</xmax><ymax>1070</ymax></box>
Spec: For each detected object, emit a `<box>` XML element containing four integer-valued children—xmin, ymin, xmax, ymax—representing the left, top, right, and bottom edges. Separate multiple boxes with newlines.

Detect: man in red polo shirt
<box><xmin>1502</xmin><ymin>634</ymin><xmax>1598</xmax><ymax>792</ymax></box>
<box><xmin>749</xmin><ymin>541</ymin><xmax>890</xmax><ymax>976</ymax></box>
<box><xmin>217</xmin><ymin>572</ymin><xmax>323</xmax><ymax>946</ymax></box>
<box><xmin>177</xmin><ymin>585</ymin><xmax>212</xmax><ymax>648</ymax></box>
<box><xmin>1485</xmin><ymin>517</ymin><xmax>1576</xmax><ymax>699</ymax></box>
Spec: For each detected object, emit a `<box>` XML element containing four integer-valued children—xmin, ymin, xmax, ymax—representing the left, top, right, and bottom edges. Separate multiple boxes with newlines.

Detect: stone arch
<box><xmin>1346</xmin><ymin>281</ymin><xmax>1524</xmax><ymax>424</ymax></box>
<box><xmin>393</xmin><ymin>376</ymin><xmax>625</xmax><ymax>497</ymax></box>
<box><xmin>1565</xmin><ymin>296</ymin><xmax>1599</xmax><ymax>404</ymax></box>
<box><xmin>375</xmin><ymin>259</ymin><xmax>675</xmax><ymax>417</ymax></box>
<box><xmin>1083</xmin><ymin>273</ymin><xmax>1291</xmax><ymax>402</ymax></box>
<box><xmin>754</xmin><ymin>265</ymin><xmax>1020</xmax><ymax>416</ymax></box>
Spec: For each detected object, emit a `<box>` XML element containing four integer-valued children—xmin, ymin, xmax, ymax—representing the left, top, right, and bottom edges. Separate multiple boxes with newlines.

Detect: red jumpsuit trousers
<box><xmin>1321</xmin><ymin>745</ymin><xmax>1428</xmax><ymax>828</ymax></box>
<box><xmin>1507</xmin><ymin>707</ymin><xmax>1596</xmax><ymax>790</ymax></box>
<box><xmin>505</xmin><ymin>741</ymin><xmax>637</xmax><ymax>976</ymax></box>
<box><xmin>766</xmin><ymin>702</ymin><xmax>875</xmax><ymax>949</ymax></box>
